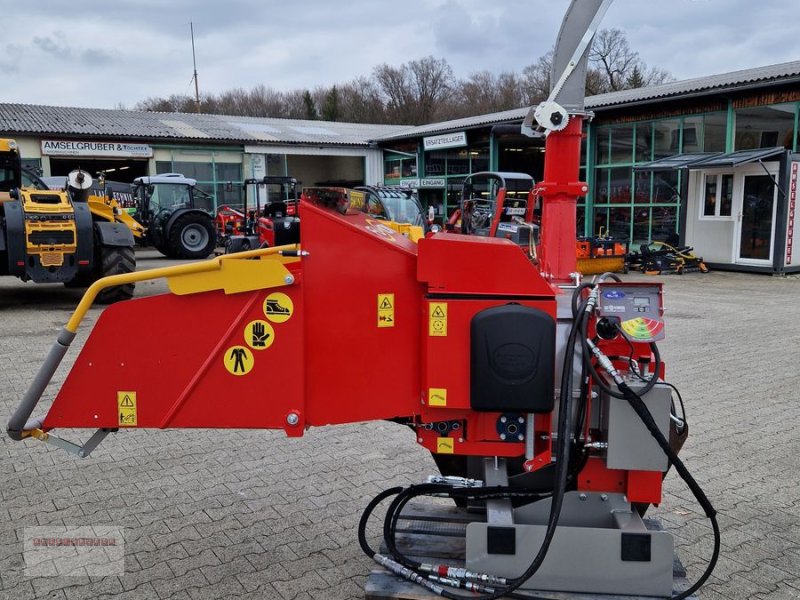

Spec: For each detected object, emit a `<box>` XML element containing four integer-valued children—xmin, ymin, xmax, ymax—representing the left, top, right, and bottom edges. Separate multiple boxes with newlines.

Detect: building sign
<box><xmin>423</xmin><ymin>132</ymin><xmax>467</xmax><ymax>151</ymax></box>
<box><xmin>41</xmin><ymin>140</ymin><xmax>153</xmax><ymax>158</ymax></box>
<box><xmin>787</xmin><ymin>162</ymin><xmax>798</xmax><ymax>265</ymax></box>
<box><xmin>399</xmin><ymin>178</ymin><xmax>445</xmax><ymax>189</ymax></box>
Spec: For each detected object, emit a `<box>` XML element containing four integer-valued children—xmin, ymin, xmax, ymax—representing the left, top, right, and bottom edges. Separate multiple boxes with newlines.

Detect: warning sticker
<box><xmin>224</xmin><ymin>345</ymin><xmax>254</xmax><ymax>376</ymax></box>
<box><xmin>428</xmin><ymin>388</ymin><xmax>447</xmax><ymax>407</ymax></box>
<box><xmin>264</xmin><ymin>292</ymin><xmax>294</xmax><ymax>323</ymax></box>
<box><xmin>436</xmin><ymin>438</ymin><xmax>454</xmax><ymax>454</ymax></box>
<box><xmin>117</xmin><ymin>391</ymin><xmax>137</xmax><ymax>427</ymax></box>
<box><xmin>429</xmin><ymin>302</ymin><xmax>447</xmax><ymax>337</ymax></box>
<box><xmin>377</xmin><ymin>293</ymin><xmax>395</xmax><ymax>328</ymax></box>
<box><xmin>245</xmin><ymin>319</ymin><xmax>275</xmax><ymax>350</ymax></box>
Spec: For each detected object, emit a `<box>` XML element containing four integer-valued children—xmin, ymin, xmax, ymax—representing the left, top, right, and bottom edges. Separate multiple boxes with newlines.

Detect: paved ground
<box><xmin>0</xmin><ymin>250</ymin><xmax>798</xmax><ymax>599</ymax></box>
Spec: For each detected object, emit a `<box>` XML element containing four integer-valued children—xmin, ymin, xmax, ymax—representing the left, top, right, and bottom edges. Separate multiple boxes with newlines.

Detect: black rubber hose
<box><xmin>377</xmin><ymin>301</ymin><xmax>588</xmax><ymax>600</ymax></box>
<box><xmin>358</xmin><ymin>486</ymin><xmax>403</xmax><ymax>558</ymax></box>
<box><xmin>617</xmin><ymin>381</ymin><xmax>720</xmax><ymax>600</ymax></box>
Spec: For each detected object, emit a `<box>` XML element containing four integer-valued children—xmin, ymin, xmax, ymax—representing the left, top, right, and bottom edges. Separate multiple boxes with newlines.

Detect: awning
<box><xmin>687</xmin><ymin>147</ymin><xmax>785</xmax><ymax>168</ymax></box>
<box><xmin>633</xmin><ymin>152</ymin><xmax>722</xmax><ymax>172</ymax></box>
<box><xmin>634</xmin><ymin>147</ymin><xmax>786</xmax><ymax>172</ymax></box>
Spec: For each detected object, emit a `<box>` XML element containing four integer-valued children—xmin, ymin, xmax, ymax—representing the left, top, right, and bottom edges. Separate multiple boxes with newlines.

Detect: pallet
<box><xmin>364</xmin><ymin>503</ymin><xmax>696</xmax><ymax>600</ymax></box>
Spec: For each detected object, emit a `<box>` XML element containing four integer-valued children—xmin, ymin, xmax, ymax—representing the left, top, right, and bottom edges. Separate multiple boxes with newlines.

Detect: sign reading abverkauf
<box><xmin>41</xmin><ymin>140</ymin><xmax>153</xmax><ymax>158</ymax></box>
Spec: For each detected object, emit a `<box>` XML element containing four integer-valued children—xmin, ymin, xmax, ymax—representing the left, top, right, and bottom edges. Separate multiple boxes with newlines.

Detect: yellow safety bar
<box><xmin>66</xmin><ymin>243</ymin><xmax>300</xmax><ymax>333</ymax></box>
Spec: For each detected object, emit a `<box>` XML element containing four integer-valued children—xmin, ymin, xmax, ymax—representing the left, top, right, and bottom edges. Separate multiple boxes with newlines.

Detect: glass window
<box><xmin>425</xmin><ymin>152</ymin><xmax>445</xmax><ymax>176</ymax></box>
<box><xmin>633</xmin><ymin>207</ymin><xmax>650</xmax><ymax>245</ymax></box>
<box><xmin>593</xmin><ymin>206</ymin><xmax>631</xmax><ymax>239</ymax></box>
<box><xmin>266</xmin><ymin>154</ymin><xmax>287</xmax><ymax>177</ymax></box>
<box><xmin>735</xmin><ymin>103</ymin><xmax>796</xmax><ymax>150</ymax></box>
<box><xmin>595</xmin><ymin>168</ymin><xmax>610</xmax><ymax>203</ymax></box>
<box><xmin>596</xmin><ymin>127</ymin><xmax>611</xmax><ymax>165</ymax></box>
<box><xmin>213</xmin><ymin>183</ymin><xmax>239</xmax><ymax>209</ymax></box>
<box><xmin>470</xmin><ymin>145</ymin><xmax>489</xmax><ymax>172</ymax></box>
<box><xmin>720</xmin><ymin>174</ymin><xmax>733</xmax><ymax>216</ymax></box>
<box><xmin>384</xmin><ymin>159</ymin><xmax>401</xmax><ymax>179</ymax></box>
<box><xmin>653</xmin><ymin>119</ymin><xmax>681</xmax><ymax>158</ymax></box>
<box><xmin>609</xmin><ymin>126</ymin><xmax>634</xmax><ymax>163</ymax></box>
<box><xmin>633</xmin><ymin>171</ymin><xmax>651</xmax><ymax>204</ymax></box>
<box><xmin>703</xmin><ymin>175</ymin><xmax>717</xmax><ymax>216</ymax></box>
<box><xmin>682</xmin><ymin>116</ymin><xmax>704</xmax><ymax>152</ymax></box>
<box><xmin>215</xmin><ymin>162</ymin><xmax>241</xmax><ymax>182</ymax></box>
<box><xmin>651</xmin><ymin>206</ymin><xmax>678</xmax><ymax>242</ymax></box>
<box><xmin>156</xmin><ymin>161</ymin><xmax>173</xmax><ymax>174</ymax></box>
<box><xmin>704</xmin><ymin>112</ymin><xmax>727</xmax><ymax>152</ymax></box>
<box><xmin>608</xmin><ymin>167</ymin><xmax>632</xmax><ymax>203</ymax></box>
<box><xmin>172</xmin><ymin>161</ymin><xmax>213</xmax><ymax>181</ymax></box>
<box><xmin>653</xmin><ymin>170</ymin><xmax>679</xmax><ymax>203</ymax></box>
<box><xmin>446</xmin><ymin>149</ymin><xmax>470</xmax><ymax>175</ymax></box>
<box><xmin>401</xmin><ymin>159</ymin><xmax>417</xmax><ymax>178</ymax></box>
<box><xmin>702</xmin><ymin>173</ymin><xmax>734</xmax><ymax>218</ymax></box>
<box><xmin>635</xmin><ymin>123</ymin><xmax>653</xmax><ymax>162</ymax></box>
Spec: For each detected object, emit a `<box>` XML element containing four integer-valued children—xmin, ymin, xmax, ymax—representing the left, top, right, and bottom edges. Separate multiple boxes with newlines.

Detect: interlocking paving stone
<box><xmin>1</xmin><ymin>254</ymin><xmax>798</xmax><ymax>598</ymax></box>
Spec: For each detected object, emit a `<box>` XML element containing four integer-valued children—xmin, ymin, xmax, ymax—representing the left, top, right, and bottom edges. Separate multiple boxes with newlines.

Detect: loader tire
<box><xmin>96</xmin><ymin>246</ymin><xmax>135</xmax><ymax>304</ymax></box>
<box><xmin>168</xmin><ymin>214</ymin><xmax>216</xmax><ymax>259</ymax></box>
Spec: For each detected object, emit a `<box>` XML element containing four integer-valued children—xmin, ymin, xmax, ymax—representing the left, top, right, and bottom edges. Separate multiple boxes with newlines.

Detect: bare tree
<box><xmin>337</xmin><ymin>77</ymin><xmax>388</xmax><ymax>123</ymax></box>
<box><xmin>587</xmin><ymin>28</ymin><xmax>673</xmax><ymax>94</ymax></box>
<box><xmin>132</xmin><ymin>28</ymin><xmax>670</xmax><ymax>122</ymax></box>
<box><xmin>520</xmin><ymin>51</ymin><xmax>553</xmax><ymax>106</ymax></box>
<box><xmin>373</xmin><ymin>56</ymin><xmax>454</xmax><ymax>124</ymax></box>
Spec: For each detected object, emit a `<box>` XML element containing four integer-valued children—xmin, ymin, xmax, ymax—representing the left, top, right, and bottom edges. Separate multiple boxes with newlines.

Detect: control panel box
<box><xmin>596</xmin><ymin>282</ymin><xmax>664</xmax><ymax>342</ymax></box>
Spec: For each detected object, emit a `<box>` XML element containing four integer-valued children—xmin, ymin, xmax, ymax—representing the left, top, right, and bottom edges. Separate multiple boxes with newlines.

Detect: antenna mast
<box><xmin>190</xmin><ymin>21</ymin><xmax>201</xmax><ymax>113</ymax></box>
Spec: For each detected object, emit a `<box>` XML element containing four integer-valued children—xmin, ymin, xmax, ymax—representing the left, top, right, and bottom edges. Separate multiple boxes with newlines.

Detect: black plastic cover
<box><xmin>470</xmin><ymin>304</ymin><xmax>555</xmax><ymax>413</ymax></box>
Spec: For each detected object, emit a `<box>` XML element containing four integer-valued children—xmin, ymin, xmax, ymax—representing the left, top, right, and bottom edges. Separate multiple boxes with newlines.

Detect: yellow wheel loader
<box><xmin>0</xmin><ymin>138</ymin><xmax>139</xmax><ymax>303</ymax></box>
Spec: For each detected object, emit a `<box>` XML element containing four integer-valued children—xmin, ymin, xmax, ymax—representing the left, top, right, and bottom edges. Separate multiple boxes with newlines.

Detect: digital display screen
<box><xmin>633</xmin><ymin>297</ymin><xmax>650</xmax><ymax>307</ymax></box>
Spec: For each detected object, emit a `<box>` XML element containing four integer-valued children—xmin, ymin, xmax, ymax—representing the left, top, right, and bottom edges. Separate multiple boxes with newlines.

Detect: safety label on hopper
<box><xmin>377</xmin><ymin>293</ymin><xmax>395</xmax><ymax>328</ymax></box>
<box><xmin>117</xmin><ymin>391</ymin><xmax>137</xmax><ymax>427</ymax></box>
<box><xmin>264</xmin><ymin>292</ymin><xmax>293</xmax><ymax>323</ymax></box>
<box><xmin>244</xmin><ymin>319</ymin><xmax>274</xmax><ymax>350</ymax></box>
<box><xmin>436</xmin><ymin>438</ymin><xmax>454</xmax><ymax>454</ymax></box>
<box><xmin>429</xmin><ymin>302</ymin><xmax>447</xmax><ymax>337</ymax></box>
<box><xmin>224</xmin><ymin>346</ymin><xmax>254</xmax><ymax>376</ymax></box>
<box><xmin>428</xmin><ymin>388</ymin><xmax>447</xmax><ymax>407</ymax></box>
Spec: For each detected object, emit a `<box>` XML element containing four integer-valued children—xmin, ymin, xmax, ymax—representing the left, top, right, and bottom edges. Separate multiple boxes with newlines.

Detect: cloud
<box><xmin>81</xmin><ymin>48</ymin><xmax>118</xmax><ymax>67</ymax></box>
<box><xmin>2</xmin><ymin>0</ymin><xmax>800</xmax><ymax>109</ymax></box>
<box><xmin>33</xmin><ymin>33</ymin><xmax>72</xmax><ymax>59</ymax></box>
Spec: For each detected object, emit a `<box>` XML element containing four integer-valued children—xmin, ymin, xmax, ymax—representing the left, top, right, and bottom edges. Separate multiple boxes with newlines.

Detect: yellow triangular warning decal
<box><xmin>432</xmin><ymin>306</ymin><xmax>446</xmax><ymax>318</ymax></box>
<box><xmin>380</xmin><ymin>297</ymin><xmax>393</xmax><ymax>309</ymax></box>
<box><xmin>120</xmin><ymin>395</ymin><xmax>134</xmax><ymax>407</ymax></box>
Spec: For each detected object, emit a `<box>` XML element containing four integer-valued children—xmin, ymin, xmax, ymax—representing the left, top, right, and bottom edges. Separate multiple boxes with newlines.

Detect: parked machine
<box><xmin>0</xmin><ymin>138</ymin><xmax>136</xmax><ymax>303</ymax></box>
<box><xmin>450</xmin><ymin>171</ymin><xmax>539</xmax><ymax>254</ymax></box>
<box><xmin>7</xmin><ymin>1</ymin><xmax>719</xmax><ymax>598</ymax></box>
<box><xmin>355</xmin><ymin>185</ymin><xmax>426</xmax><ymax>228</ymax></box>
<box><xmin>219</xmin><ymin>176</ymin><xmax>301</xmax><ymax>253</ymax></box>
<box><xmin>131</xmin><ymin>174</ymin><xmax>216</xmax><ymax>259</ymax></box>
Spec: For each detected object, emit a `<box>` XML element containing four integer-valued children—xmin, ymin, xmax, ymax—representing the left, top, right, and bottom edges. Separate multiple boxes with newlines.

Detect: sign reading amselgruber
<box><xmin>41</xmin><ymin>140</ymin><xmax>153</xmax><ymax>158</ymax></box>
<box><xmin>423</xmin><ymin>131</ymin><xmax>467</xmax><ymax>151</ymax></box>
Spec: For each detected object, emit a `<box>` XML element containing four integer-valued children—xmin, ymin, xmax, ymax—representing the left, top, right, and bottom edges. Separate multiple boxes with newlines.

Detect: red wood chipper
<box><xmin>8</xmin><ymin>1</ymin><xmax>719</xmax><ymax>598</ymax></box>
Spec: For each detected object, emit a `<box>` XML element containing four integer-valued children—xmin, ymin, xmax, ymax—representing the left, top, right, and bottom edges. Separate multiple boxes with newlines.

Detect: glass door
<box><xmin>736</xmin><ymin>174</ymin><xmax>777</xmax><ymax>263</ymax></box>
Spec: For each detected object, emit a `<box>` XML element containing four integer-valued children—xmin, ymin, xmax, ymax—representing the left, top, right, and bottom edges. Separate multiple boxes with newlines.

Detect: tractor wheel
<box><xmin>63</xmin><ymin>272</ymin><xmax>94</xmax><ymax>289</ymax></box>
<box><xmin>168</xmin><ymin>214</ymin><xmax>216</xmax><ymax>259</ymax></box>
<box><xmin>154</xmin><ymin>240</ymin><xmax>174</xmax><ymax>258</ymax></box>
<box><xmin>96</xmin><ymin>246</ymin><xmax>136</xmax><ymax>304</ymax></box>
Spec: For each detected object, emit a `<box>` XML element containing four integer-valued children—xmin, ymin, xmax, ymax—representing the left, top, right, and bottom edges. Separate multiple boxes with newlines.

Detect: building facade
<box><xmin>2</xmin><ymin>60</ymin><xmax>799</xmax><ymax>273</ymax></box>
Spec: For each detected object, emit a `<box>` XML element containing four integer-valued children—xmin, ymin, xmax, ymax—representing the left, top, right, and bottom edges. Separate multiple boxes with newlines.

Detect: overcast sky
<box><xmin>3</xmin><ymin>0</ymin><xmax>799</xmax><ymax>111</ymax></box>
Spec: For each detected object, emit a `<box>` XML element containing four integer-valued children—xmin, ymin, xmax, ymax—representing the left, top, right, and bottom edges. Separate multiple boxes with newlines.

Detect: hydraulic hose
<box><xmin>359</xmin><ymin>297</ymin><xmax>590</xmax><ymax>599</ymax></box>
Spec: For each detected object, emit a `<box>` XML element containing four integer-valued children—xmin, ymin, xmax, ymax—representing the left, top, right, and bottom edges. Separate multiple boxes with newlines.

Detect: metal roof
<box><xmin>377</xmin><ymin>107</ymin><xmax>529</xmax><ymax>142</ymax></box>
<box><xmin>0</xmin><ymin>104</ymin><xmax>407</xmax><ymax>146</ymax></box>
<box><xmin>377</xmin><ymin>60</ymin><xmax>800</xmax><ymax>142</ymax></box>
<box><xmin>585</xmin><ymin>60</ymin><xmax>800</xmax><ymax>109</ymax></box>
